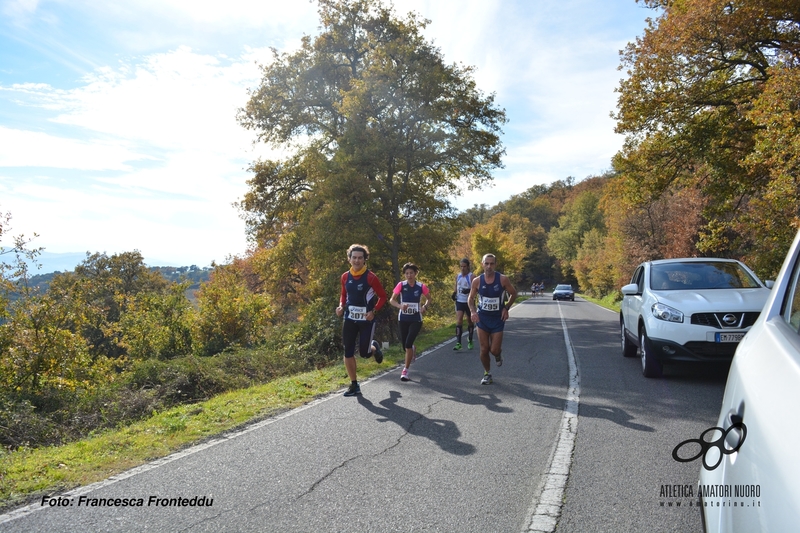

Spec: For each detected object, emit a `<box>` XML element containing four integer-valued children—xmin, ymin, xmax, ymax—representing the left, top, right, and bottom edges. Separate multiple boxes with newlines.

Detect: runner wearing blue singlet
<box><xmin>453</xmin><ymin>258</ymin><xmax>475</xmax><ymax>350</ymax></box>
<box><xmin>389</xmin><ymin>263</ymin><xmax>431</xmax><ymax>382</ymax></box>
<box><xmin>467</xmin><ymin>253</ymin><xmax>517</xmax><ymax>385</ymax></box>
<box><xmin>335</xmin><ymin>244</ymin><xmax>387</xmax><ymax>397</ymax></box>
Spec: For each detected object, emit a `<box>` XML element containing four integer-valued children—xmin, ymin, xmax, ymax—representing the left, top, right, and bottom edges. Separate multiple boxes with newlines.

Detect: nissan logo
<box><xmin>722</xmin><ymin>314</ymin><xmax>738</xmax><ymax>325</ymax></box>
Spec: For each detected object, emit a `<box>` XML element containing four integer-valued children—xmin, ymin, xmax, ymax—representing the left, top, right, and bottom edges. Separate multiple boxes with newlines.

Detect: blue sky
<box><xmin>0</xmin><ymin>0</ymin><xmax>656</xmax><ymax>269</ymax></box>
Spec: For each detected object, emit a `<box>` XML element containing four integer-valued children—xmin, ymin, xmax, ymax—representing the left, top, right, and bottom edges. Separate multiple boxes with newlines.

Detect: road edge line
<box><xmin>524</xmin><ymin>301</ymin><xmax>581</xmax><ymax>533</ymax></box>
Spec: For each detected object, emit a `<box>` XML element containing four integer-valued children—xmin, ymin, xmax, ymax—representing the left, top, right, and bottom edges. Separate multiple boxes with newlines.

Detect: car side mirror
<box><xmin>621</xmin><ymin>283</ymin><xmax>640</xmax><ymax>296</ymax></box>
<box><xmin>765</xmin><ymin>280</ymin><xmax>774</xmax><ymax>289</ymax></box>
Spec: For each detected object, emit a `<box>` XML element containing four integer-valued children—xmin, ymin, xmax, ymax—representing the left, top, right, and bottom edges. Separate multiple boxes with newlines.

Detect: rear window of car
<box><xmin>650</xmin><ymin>262</ymin><xmax>761</xmax><ymax>290</ymax></box>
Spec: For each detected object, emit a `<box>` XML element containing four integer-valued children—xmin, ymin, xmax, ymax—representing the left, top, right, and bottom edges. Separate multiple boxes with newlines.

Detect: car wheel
<box><xmin>570</xmin><ymin>296</ymin><xmax>574</xmax><ymax>301</ymax></box>
<box><xmin>640</xmin><ymin>328</ymin><xmax>663</xmax><ymax>378</ymax></box>
<box><xmin>621</xmin><ymin>317</ymin><xmax>637</xmax><ymax>358</ymax></box>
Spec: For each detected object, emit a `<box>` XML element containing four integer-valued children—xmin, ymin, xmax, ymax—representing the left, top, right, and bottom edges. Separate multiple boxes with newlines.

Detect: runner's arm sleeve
<box><xmin>369</xmin><ymin>272</ymin><xmax>388</xmax><ymax>312</ymax></box>
<box><xmin>340</xmin><ymin>273</ymin><xmax>348</xmax><ymax>307</ymax></box>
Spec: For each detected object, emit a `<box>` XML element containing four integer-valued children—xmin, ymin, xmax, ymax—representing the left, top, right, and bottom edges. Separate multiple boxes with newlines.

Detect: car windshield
<box><xmin>555</xmin><ymin>285</ymin><xmax>572</xmax><ymax>290</ymax></box>
<box><xmin>649</xmin><ymin>262</ymin><xmax>761</xmax><ymax>290</ymax></box>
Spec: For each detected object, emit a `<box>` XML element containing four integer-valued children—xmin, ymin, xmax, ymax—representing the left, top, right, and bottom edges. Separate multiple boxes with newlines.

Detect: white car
<box><xmin>698</xmin><ymin>231</ymin><xmax>800</xmax><ymax>531</ymax></box>
<box><xmin>620</xmin><ymin>258</ymin><xmax>772</xmax><ymax>378</ymax></box>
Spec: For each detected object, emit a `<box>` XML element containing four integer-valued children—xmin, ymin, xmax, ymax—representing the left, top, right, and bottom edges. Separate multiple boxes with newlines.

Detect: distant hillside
<box><xmin>149</xmin><ymin>265</ymin><xmax>213</xmax><ymax>290</ymax></box>
<box><xmin>25</xmin><ymin>252</ymin><xmax>89</xmax><ymax>274</ymax></box>
<box><xmin>25</xmin><ymin>252</ymin><xmax>191</xmax><ymax>275</ymax></box>
<box><xmin>20</xmin><ymin>265</ymin><xmax>212</xmax><ymax>299</ymax></box>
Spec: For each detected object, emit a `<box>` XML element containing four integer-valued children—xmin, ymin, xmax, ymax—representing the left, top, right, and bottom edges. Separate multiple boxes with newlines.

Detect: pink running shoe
<box><xmin>400</xmin><ymin>368</ymin><xmax>410</xmax><ymax>381</ymax></box>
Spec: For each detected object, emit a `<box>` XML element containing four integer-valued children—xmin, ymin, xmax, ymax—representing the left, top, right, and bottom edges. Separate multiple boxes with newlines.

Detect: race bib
<box><xmin>480</xmin><ymin>297</ymin><xmax>500</xmax><ymax>312</ymax></box>
<box><xmin>402</xmin><ymin>302</ymin><xmax>419</xmax><ymax>315</ymax></box>
<box><xmin>348</xmin><ymin>305</ymin><xmax>367</xmax><ymax>321</ymax></box>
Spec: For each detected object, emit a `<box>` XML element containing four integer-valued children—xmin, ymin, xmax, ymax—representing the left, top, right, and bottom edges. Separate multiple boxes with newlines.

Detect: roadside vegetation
<box><xmin>0</xmin><ymin>318</ymin><xmax>466</xmax><ymax>510</ymax></box>
<box><xmin>576</xmin><ymin>293</ymin><xmax>621</xmax><ymax>314</ymax></box>
<box><xmin>2</xmin><ymin>0</ymin><xmax>798</xmax><ymax>511</ymax></box>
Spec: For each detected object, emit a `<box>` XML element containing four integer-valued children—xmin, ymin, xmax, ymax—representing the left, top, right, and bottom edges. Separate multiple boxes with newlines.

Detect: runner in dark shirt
<box><xmin>335</xmin><ymin>244</ymin><xmax>387</xmax><ymax>396</ymax></box>
<box><xmin>389</xmin><ymin>262</ymin><xmax>431</xmax><ymax>382</ymax></box>
<box><xmin>467</xmin><ymin>253</ymin><xmax>517</xmax><ymax>385</ymax></box>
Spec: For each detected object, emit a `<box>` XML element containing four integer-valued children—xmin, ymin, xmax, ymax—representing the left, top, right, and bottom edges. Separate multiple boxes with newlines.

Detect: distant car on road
<box><xmin>699</xmin><ymin>231</ymin><xmax>800</xmax><ymax>532</ymax></box>
<box><xmin>620</xmin><ymin>258</ymin><xmax>771</xmax><ymax>378</ymax></box>
<box><xmin>552</xmin><ymin>284</ymin><xmax>575</xmax><ymax>301</ymax></box>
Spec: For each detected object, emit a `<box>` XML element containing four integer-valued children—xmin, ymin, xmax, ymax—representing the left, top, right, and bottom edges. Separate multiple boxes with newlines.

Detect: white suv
<box><xmin>620</xmin><ymin>258</ymin><xmax>772</xmax><ymax>378</ymax></box>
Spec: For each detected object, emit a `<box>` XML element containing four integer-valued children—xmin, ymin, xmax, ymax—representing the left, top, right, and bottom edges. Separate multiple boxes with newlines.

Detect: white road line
<box><xmin>524</xmin><ymin>301</ymin><xmax>581</xmax><ymax>533</ymax></box>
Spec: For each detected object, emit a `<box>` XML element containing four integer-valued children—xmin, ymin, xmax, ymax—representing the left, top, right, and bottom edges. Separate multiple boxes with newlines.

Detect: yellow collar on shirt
<box><xmin>350</xmin><ymin>266</ymin><xmax>367</xmax><ymax>277</ymax></box>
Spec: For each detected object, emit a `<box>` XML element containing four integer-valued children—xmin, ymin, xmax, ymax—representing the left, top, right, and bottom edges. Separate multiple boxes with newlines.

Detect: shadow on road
<box><xmin>503</xmin><ymin>381</ymin><xmax>656</xmax><ymax>433</ymax></box>
<box><xmin>357</xmin><ymin>391</ymin><xmax>476</xmax><ymax>456</ymax></box>
<box><xmin>417</xmin><ymin>376</ymin><xmax>513</xmax><ymax>414</ymax></box>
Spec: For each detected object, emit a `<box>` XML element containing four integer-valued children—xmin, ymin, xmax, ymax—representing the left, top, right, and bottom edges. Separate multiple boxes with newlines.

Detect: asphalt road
<box><xmin>0</xmin><ymin>295</ymin><xmax>727</xmax><ymax>532</ymax></box>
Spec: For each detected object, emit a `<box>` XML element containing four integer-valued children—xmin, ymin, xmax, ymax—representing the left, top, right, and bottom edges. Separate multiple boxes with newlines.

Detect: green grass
<box><xmin>0</xmin><ymin>324</ymin><xmax>457</xmax><ymax>510</ymax></box>
<box><xmin>578</xmin><ymin>292</ymin><xmax>621</xmax><ymax>313</ymax></box>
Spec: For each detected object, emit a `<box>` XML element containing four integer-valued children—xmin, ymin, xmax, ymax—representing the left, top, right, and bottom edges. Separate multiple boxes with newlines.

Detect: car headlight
<box><xmin>651</xmin><ymin>303</ymin><xmax>684</xmax><ymax>323</ymax></box>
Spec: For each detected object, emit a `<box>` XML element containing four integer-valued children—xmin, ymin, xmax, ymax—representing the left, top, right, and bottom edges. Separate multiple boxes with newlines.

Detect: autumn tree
<box><xmin>117</xmin><ymin>282</ymin><xmax>194</xmax><ymax>360</ymax></box>
<box><xmin>0</xmin><ymin>211</ymin><xmax>94</xmax><ymax>396</ymax></box>
<box><xmin>614</xmin><ymin>0</ymin><xmax>800</xmax><ymax>277</ymax></box>
<box><xmin>572</xmin><ymin>228</ymin><xmax>616</xmax><ymax>297</ymax></box>
<box><xmin>48</xmin><ymin>252</ymin><xmax>169</xmax><ymax>359</ymax></box>
<box><xmin>740</xmin><ymin>64</ymin><xmax>800</xmax><ymax>275</ymax></box>
<box><xmin>193</xmin><ymin>259</ymin><xmax>274</xmax><ymax>356</ymax></box>
<box><xmin>547</xmin><ymin>190</ymin><xmax>606</xmax><ymax>281</ymax></box>
<box><xmin>493</xmin><ymin>182</ymin><xmax>568</xmax><ymax>285</ymax></box>
<box><xmin>0</xmin><ymin>281</ymin><xmax>102</xmax><ymax>395</ymax></box>
<box><xmin>469</xmin><ymin>212</ymin><xmax>533</xmax><ymax>282</ymax></box>
<box><xmin>237</xmin><ymin>0</ymin><xmax>506</xmax><ymax>303</ymax></box>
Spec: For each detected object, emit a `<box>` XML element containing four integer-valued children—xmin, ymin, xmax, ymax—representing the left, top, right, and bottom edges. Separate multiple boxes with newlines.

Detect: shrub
<box><xmin>193</xmin><ymin>263</ymin><xmax>273</xmax><ymax>356</ymax></box>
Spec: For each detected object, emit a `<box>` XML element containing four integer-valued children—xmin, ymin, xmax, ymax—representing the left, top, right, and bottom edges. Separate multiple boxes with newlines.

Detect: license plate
<box><xmin>715</xmin><ymin>333</ymin><xmax>743</xmax><ymax>343</ymax></box>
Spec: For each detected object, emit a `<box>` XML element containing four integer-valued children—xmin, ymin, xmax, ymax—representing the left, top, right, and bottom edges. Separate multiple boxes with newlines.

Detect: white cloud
<box><xmin>45</xmin><ymin>47</ymin><xmax>260</xmax><ymax>151</ymax></box>
<box><xmin>2</xmin><ymin>0</ymin><xmax>41</xmax><ymax>23</ymax></box>
<box><xmin>0</xmin><ymin>45</ymin><xmax>283</xmax><ymax>265</ymax></box>
<box><xmin>4</xmin><ymin>175</ymin><xmax>248</xmax><ymax>266</ymax></box>
<box><xmin>0</xmin><ymin>126</ymin><xmax>145</xmax><ymax>169</ymax></box>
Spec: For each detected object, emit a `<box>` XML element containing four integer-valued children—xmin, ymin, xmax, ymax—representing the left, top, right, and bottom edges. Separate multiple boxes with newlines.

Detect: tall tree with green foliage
<box><xmin>237</xmin><ymin>0</ymin><xmax>506</xmax><ymax>300</ymax></box>
<box><xmin>546</xmin><ymin>190</ymin><xmax>605</xmax><ymax>280</ymax></box>
<box><xmin>614</xmin><ymin>0</ymin><xmax>800</xmax><ymax>276</ymax></box>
